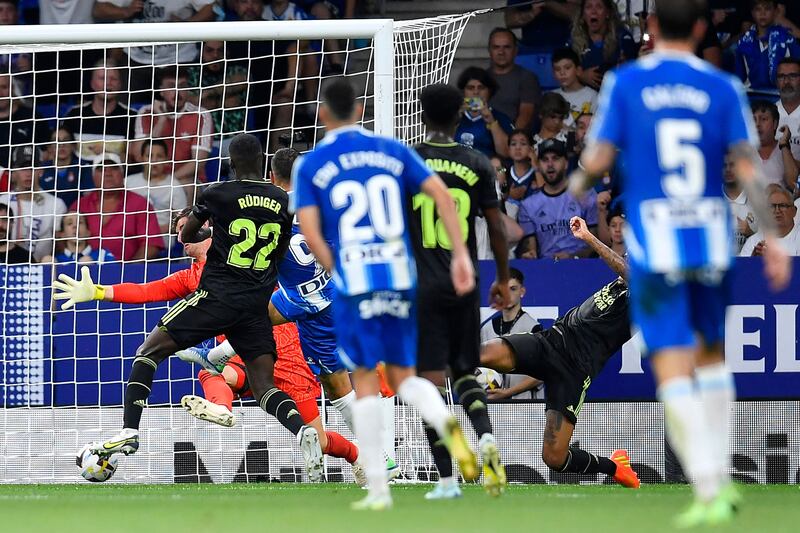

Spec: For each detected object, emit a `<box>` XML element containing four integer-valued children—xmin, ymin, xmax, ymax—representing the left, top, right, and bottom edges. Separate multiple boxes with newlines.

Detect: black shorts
<box><xmin>158</xmin><ymin>289</ymin><xmax>275</xmax><ymax>362</ymax></box>
<box><xmin>502</xmin><ymin>328</ymin><xmax>591</xmax><ymax>426</ymax></box>
<box><xmin>416</xmin><ymin>288</ymin><xmax>480</xmax><ymax>376</ymax></box>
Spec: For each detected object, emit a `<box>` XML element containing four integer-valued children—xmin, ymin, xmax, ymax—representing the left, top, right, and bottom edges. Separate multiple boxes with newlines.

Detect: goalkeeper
<box><xmin>53</xmin><ymin>207</ymin><xmax>363</xmax><ymax>481</ymax></box>
<box><xmin>480</xmin><ymin>216</ymin><xmax>640</xmax><ymax>489</ymax></box>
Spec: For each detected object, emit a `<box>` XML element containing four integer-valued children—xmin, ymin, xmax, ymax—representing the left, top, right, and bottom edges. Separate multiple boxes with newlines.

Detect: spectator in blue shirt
<box><xmin>736</xmin><ymin>0</ymin><xmax>800</xmax><ymax>93</ymax></box>
<box><xmin>43</xmin><ymin>212</ymin><xmax>115</xmax><ymax>264</ymax></box>
<box><xmin>569</xmin><ymin>0</ymin><xmax>637</xmax><ymax>90</ymax></box>
<box><xmin>39</xmin><ymin>128</ymin><xmax>92</xmax><ymax>207</ymax></box>
<box><xmin>505</xmin><ymin>0</ymin><xmax>579</xmax><ymax>50</ymax></box>
<box><xmin>456</xmin><ymin>67</ymin><xmax>514</xmax><ymax>158</ymax></box>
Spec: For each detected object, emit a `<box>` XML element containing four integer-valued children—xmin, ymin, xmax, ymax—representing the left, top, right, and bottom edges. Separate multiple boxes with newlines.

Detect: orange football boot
<box><xmin>610</xmin><ymin>449</ymin><xmax>640</xmax><ymax>488</ymax></box>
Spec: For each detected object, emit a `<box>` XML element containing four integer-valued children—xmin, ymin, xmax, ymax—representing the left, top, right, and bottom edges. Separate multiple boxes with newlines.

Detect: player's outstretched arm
<box><xmin>296</xmin><ymin>205</ymin><xmax>335</xmax><ymax>274</ymax></box>
<box><xmin>731</xmin><ymin>142</ymin><xmax>793</xmax><ymax>291</ymax></box>
<box><xmin>483</xmin><ymin>206</ymin><xmax>511</xmax><ymax>309</ymax></box>
<box><xmin>52</xmin><ymin>266</ymin><xmax>106</xmax><ymax>310</ymax></box>
<box><xmin>569</xmin><ymin>216</ymin><xmax>627</xmax><ymax>278</ymax></box>
<box><xmin>568</xmin><ymin>142</ymin><xmax>617</xmax><ymax>197</ymax></box>
<box><xmin>420</xmin><ymin>175</ymin><xmax>476</xmax><ymax>296</ymax></box>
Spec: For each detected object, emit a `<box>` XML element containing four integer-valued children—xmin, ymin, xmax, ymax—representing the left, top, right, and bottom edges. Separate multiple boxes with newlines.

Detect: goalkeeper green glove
<box><xmin>52</xmin><ymin>265</ymin><xmax>107</xmax><ymax>310</ymax></box>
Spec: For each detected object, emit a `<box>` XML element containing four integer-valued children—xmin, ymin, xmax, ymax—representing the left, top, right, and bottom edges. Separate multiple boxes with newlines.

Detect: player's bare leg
<box><xmin>243</xmin><ymin>353</ymin><xmax>324</xmax><ymax>482</ymax></box>
<box><xmin>92</xmin><ymin>327</ymin><xmax>180</xmax><ymax>456</ymax></box>
<box><xmin>480</xmin><ymin>338</ymin><xmax>637</xmax><ymax>487</ymax></box>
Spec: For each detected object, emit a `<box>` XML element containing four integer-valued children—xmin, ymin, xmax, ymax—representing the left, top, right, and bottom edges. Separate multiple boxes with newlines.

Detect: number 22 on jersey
<box><xmin>227</xmin><ymin>218</ymin><xmax>281</xmax><ymax>270</ymax></box>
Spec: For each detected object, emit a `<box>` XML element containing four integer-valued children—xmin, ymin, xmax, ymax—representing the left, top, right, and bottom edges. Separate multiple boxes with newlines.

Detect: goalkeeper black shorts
<box><xmin>158</xmin><ymin>288</ymin><xmax>276</xmax><ymax>362</ymax></box>
<box><xmin>502</xmin><ymin>329</ymin><xmax>591</xmax><ymax>426</ymax></box>
<box><xmin>415</xmin><ymin>287</ymin><xmax>481</xmax><ymax>377</ymax></box>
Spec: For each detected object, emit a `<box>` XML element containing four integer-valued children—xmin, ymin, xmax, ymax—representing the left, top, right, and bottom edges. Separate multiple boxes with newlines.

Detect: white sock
<box><xmin>439</xmin><ymin>476</ymin><xmax>456</xmax><ymax>487</ymax></box>
<box><xmin>352</xmin><ymin>395</ymin><xmax>388</xmax><ymax>498</ymax></box>
<box><xmin>208</xmin><ymin>340</ymin><xmax>236</xmax><ymax>365</ymax></box>
<box><xmin>658</xmin><ymin>377</ymin><xmax>719</xmax><ymax>502</ymax></box>
<box><xmin>331</xmin><ymin>390</ymin><xmax>356</xmax><ymax>433</ymax></box>
<box><xmin>397</xmin><ymin>376</ymin><xmax>450</xmax><ymax>436</ymax></box>
<box><xmin>695</xmin><ymin>363</ymin><xmax>735</xmax><ymax>484</ymax></box>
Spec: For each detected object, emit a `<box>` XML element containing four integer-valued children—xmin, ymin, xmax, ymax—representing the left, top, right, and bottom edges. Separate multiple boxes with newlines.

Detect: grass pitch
<box><xmin>2</xmin><ymin>483</ymin><xmax>797</xmax><ymax>533</ymax></box>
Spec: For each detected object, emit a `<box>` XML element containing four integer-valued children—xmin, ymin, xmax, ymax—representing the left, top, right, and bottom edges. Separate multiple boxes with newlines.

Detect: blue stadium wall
<box><xmin>2</xmin><ymin>257</ymin><xmax>799</xmax><ymax>407</ymax></box>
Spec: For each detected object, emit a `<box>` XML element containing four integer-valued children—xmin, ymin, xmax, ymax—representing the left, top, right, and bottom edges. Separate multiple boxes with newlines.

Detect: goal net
<box><xmin>0</xmin><ymin>14</ymin><xmax>477</xmax><ymax>484</ymax></box>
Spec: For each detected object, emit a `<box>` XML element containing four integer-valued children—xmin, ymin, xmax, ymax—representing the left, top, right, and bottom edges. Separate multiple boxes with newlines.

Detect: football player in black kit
<box><xmin>410</xmin><ymin>83</ymin><xmax>511</xmax><ymax>499</ymax></box>
<box><xmin>77</xmin><ymin>134</ymin><xmax>325</xmax><ymax>480</ymax></box>
<box><xmin>480</xmin><ymin>216</ymin><xmax>640</xmax><ymax>489</ymax></box>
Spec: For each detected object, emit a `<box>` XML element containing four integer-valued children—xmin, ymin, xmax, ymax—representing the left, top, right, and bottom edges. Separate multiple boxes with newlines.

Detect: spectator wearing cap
<box><xmin>39</xmin><ymin>128</ymin><xmax>93</xmax><ymax>207</ymax></box>
<box><xmin>740</xmin><ymin>184</ymin><xmax>800</xmax><ymax>256</ymax></box>
<box><xmin>133</xmin><ymin>68</ymin><xmax>214</xmax><ymax>183</ymax></box>
<box><xmin>0</xmin><ymin>202</ymin><xmax>32</xmax><ymax>263</ymax></box>
<box><xmin>0</xmin><ymin>73</ymin><xmax>52</xmax><ymax>177</ymax></box>
<box><xmin>0</xmin><ymin>145</ymin><xmax>68</xmax><ymax>261</ymax></box>
<box><xmin>607</xmin><ymin>208</ymin><xmax>626</xmax><ymax>256</ymax></box>
<box><xmin>516</xmin><ymin>138</ymin><xmax>598</xmax><ymax>259</ymax></box>
<box><xmin>41</xmin><ymin>212</ymin><xmax>115</xmax><ymax>264</ymax></box>
<box><xmin>486</xmin><ymin>28</ymin><xmax>541</xmax><ymax>132</ymax></box>
<box><xmin>533</xmin><ymin>92</ymin><xmax>570</xmax><ymax>158</ymax></box>
<box><xmin>69</xmin><ymin>153</ymin><xmax>165</xmax><ymax>261</ymax></box>
<box><xmin>125</xmin><ymin>139</ymin><xmax>190</xmax><ymax>236</ymax></box>
<box><xmin>456</xmin><ymin>67</ymin><xmax>515</xmax><ymax>158</ymax></box>
<box><xmin>60</xmin><ymin>59</ymin><xmax>135</xmax><ymax>162</ymax></box>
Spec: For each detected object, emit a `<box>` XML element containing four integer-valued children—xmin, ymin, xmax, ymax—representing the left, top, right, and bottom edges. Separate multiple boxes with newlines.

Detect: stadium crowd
<box><xmin>0</xmin><ymin>0</ymin><xmax>800</xmax><ymax>266</ymax></box>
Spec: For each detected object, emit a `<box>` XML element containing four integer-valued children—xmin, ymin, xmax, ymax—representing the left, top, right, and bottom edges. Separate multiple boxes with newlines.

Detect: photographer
<box><xmin>455</xmin><ymin>67</ymin><xmax>514</xmax><ymax>158</ymax></box>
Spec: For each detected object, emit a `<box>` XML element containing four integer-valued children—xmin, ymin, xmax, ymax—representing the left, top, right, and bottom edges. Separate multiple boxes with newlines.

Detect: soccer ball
<box><xmin>474</xmin><ymin>367</ymin><xmax>503</xmax><ymax>391</ymax></box>
<box><xmin>76</xmin><ymin>444</ymin><xmax>118</xmax><ymax>482</ymax></box>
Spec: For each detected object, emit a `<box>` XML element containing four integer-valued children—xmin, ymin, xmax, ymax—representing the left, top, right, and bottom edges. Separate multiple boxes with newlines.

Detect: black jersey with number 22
<box><xmin>192</xmin><ymin>179</ymin><xmax>292</xmax><ymax>305</ymax></box>
<box><xmin>410</xmin><ymin>141</ymin><xmax>499</xmax><ymax>292</ymax></box>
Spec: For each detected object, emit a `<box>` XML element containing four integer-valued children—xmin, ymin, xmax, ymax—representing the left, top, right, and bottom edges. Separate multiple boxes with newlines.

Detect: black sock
<box><xmin>558</xmin><ymin>448</ymin><xmax>617</xmax><ymax>475</ymax></box>
<box><xmin>424</xmin><ymin>422</ymin><xmax>453</xmax><ymax>479</ymax></box>
<box><xmin>123</xmin><ymin>357</ymin><xmax>158</xmax><ymax>430</ymax></box>
<box><xmin>454</xmin><ymin>375</ymin><xmax>493</xmax><ymax>437</ymax></box>
<box><xmin>260</xmin><ymin>387</ymin><xmax>304</xmax><ymax>435</ymax></box>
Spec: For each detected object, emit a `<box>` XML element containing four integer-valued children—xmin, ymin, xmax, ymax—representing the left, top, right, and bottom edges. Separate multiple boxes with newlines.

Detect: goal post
<box><xmin>0</xmin><ymin>13</ymin><xmax>477</xmax><ymax>484</ymax></box>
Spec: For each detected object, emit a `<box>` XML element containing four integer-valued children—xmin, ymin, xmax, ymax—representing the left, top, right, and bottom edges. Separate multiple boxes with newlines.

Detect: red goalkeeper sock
<box><xmin>198</xmin><ymin>370</ymin><xmax>234</xmax><ymax>411</ymax></box>
<box><xmin>324</xmin><ymin>431</ymin><xmax>359</xmax><ymax>464</ymax></box>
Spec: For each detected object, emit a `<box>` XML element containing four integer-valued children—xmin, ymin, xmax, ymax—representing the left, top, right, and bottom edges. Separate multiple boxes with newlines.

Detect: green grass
<box><xmin>2</xmin><ymin>483</ymin><xmax>797</xmax><ymax>533</ymax></box>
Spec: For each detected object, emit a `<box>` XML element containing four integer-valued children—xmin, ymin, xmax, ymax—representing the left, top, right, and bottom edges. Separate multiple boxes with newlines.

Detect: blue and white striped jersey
<box><xmin>276</xmin><ymin>192</ymin><xmax>335</xmax><ymax>314</ymax></box>
<box><xmin>291</xmin><ymin>126</ymin><xmax>433</xmax><ymax>296</ymax></box>
<box><xmin>589</xmin><ymin>51</ymin><xmax>758</xmax><ymax>273</ymax></box>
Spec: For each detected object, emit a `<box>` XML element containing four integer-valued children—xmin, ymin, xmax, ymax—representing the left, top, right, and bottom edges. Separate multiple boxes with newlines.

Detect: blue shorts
<box><xmin>271</xmin><ymin>290</ymin><xmax>346</xmax><ymax>376</ymax></box>
<box><xmin>628</xmin><ymin>265</ymin><xmax>731</xmax><ymax>355</ymax></box>
<box><xmin>333</xmin><ymin>289</ymin><xmax>417</xmax><ymax>370</ymax></box>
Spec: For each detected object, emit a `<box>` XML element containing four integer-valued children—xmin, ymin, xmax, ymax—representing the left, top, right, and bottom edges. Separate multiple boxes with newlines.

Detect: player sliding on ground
<box><xmin>293</xmin><ymin>78</ymin><xmax>477</xmax><ymax>510</ymax></box>
<box><xmin>480</xmin><ymin>216</ymin><xmax>639</xmax><ymax>489</ymax></box>
<box><xmin>55</xmin><ymin>207</ymin><xmax>364</xmax><ymax>481</ymax></box>
<box><xmin>410</xmin><ymin>83</ymin><xmax>511</xmax><ymax>499</ymax></box>
<box><xmin>569</xmin><ymin>0</ymin><xmax>791</xmax><ymax>526</ymax></box>
<box><xmin>54</xmin><ymin>133</ymin><xmax>326</xmax><ymax>481</ymax></box>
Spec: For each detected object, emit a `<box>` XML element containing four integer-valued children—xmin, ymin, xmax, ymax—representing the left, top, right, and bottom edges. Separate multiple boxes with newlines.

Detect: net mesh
<box><xmin>0</xmin><ymin>14</ymin><xmax>477</xmax><ymax>483</ymax></box>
